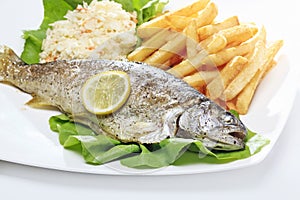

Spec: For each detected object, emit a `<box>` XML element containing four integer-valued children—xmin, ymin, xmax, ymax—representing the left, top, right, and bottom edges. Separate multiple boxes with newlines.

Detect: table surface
<box><xmin>1</xmin><ymin>0</ymin><xmax>300</xmax><ymax>199</ymax></box>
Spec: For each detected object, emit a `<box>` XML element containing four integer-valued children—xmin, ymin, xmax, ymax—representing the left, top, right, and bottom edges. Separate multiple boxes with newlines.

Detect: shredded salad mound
<box><xmin>39</xmin><ymin>0</ymin><xmax>137</xmax><ymax>62</ymax></box>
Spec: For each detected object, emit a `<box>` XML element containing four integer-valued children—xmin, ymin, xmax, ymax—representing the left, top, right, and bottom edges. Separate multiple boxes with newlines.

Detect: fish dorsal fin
<box><xmin>26</xmin><ymin>95</ymin><xmax>55</xmax><ymax>109</ymax></box>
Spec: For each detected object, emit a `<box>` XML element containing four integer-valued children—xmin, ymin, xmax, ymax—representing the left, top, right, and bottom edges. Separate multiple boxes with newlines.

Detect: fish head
<box><xmin>177</xmin><ymin>101</ymin><xmax>247</xmax><ymax>151</ymax></box>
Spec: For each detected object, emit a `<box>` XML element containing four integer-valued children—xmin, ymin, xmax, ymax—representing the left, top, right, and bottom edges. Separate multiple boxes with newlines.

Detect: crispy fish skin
<box><xmin>0</xmin><ymin>46</ymin><xmax>247</xmax><ymax>150</ymax></box>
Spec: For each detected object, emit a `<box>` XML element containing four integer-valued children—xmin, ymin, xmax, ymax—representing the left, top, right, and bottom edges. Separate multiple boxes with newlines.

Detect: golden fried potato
<box><xmin>218</xmin><ymin>24</ymin><xmax>258</xmax><ymax>44</ymax></box>
<box><xmin>207</xmin><ymin>56</ymin><xmax>248</xmax><ymax>100</ymax></box>
<box><xmin>223</xmin><ymin>40</ymin><xmax>266</xmax><ymax>101</ymax></box>
<box><xmin>234</xmin><ymin>40</ymin><xmax>283</xmax><ymax>114</ymax></box>
<box><xmin>128</xmin><ymin>29</ymin><xmax>175</xmax><ymax>62</ymax></box>
<box><xmin>137</xmin><ymin>0</ymin><xmax>211</xmax><ymax>38</ymax></box>
<box><xmin>198</xmin><ymin>16</ymin><xmax>240</xmax><ymax>40</ymax></box>
<box><xmin>205</xmin><ymin>34</ymin><xmax>227</xmax><ymax>53</ymax></box>
<box><xmin>143</xmin><ymin>33</ymin><xmax>186</xmax><ymax>67</ymax></box>
<box><xmin>184</xmin><ymin>19</ymin><xmax>200</xmax><ymax>58</ymax></box>
<box><xmin>183</xmin><ymin>70</ymin><xmax>219</xmax><ymax>88</ymax></box>
<box><xmin>129</xmin><ymin>0</ymin><xmax>282</xmax><ymax>115</ymax></box>
<box><xmin>166</xmin><ymin>15</ymin><xmax>194</xmax><ymax>31</ymax></box>
<box><xmin>172</xmin><ymin>0</ymin><xmax>211</xmax><ymax>16</ymax></box>
<box><xmin>194</xmin><ymin>2</ymin><xmax>218</xmax><ymax>28</ymax></box>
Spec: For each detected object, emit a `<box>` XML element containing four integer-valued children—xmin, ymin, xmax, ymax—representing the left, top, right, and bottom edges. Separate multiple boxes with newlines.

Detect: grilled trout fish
<box><xmin>0</xmin><ymin>46</ymin><xmax>247</xmax><ymax>150</ymax></box>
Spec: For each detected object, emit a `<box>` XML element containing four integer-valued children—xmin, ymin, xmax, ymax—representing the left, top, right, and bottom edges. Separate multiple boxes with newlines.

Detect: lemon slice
<box><xmin>81</xmin><ymin>71</ymin><xmax>131</xmax><ymax>115</ymax></box>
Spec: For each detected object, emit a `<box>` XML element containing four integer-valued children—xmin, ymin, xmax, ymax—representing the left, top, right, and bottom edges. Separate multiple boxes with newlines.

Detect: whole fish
<box><xmin>0</xmin><ymin>46</ymin><xmax>247</xmax><ymax>150</ymax></box>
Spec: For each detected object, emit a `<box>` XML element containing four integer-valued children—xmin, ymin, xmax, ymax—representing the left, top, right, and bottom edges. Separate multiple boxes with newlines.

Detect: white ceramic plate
<box><xmin>0</xmin><ymin>0</ymin><xmax>297</xmax><ymax>175</ymax></box>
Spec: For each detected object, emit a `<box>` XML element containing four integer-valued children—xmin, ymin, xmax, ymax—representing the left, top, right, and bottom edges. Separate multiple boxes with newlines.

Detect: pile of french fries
<box><xmin>127</xmin><ymin>0</ymin><xmax>283</xmax><ymax>115</ymax></box>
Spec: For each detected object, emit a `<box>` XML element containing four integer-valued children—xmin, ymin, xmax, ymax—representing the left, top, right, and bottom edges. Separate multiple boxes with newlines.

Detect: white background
<box><xmin>1</xmin><ymin>0</ymin><xmax>300</xmax><ymax>199</ymax></box>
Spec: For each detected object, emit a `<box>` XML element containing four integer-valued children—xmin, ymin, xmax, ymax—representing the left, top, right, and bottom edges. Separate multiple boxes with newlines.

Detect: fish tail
<box><xmin>0</xmin><ymin>45</ymin><xmax>23</xmax><ymax>81</ymax></box>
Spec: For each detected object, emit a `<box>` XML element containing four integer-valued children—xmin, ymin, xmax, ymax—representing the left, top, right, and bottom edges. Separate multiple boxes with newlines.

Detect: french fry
<box><xmin>137</xmin><ymin>0</ymin><xmax>211</xmax><ymax>38</ymax></box>
<box><xmin>234</xmin><ymin>40</ymin><xmax>283</xmax><ymax>114</ymax></box>
<box><xmin>167</xmin><ymin>60</ymin><xmax>194</xmax><ymax>78</ymax></box>
<box><xmin>226</xmin><ymin>60</ymin><xmax>277</xmax><ymax>113</ymax></box>
<box><xmin>187</xmin><ymin>31</ymin><xmax>225</xmax><ymax>53</ymax></box>
<box><xmin>206</xmin><ymin>44</ymin><xmax>251</xmax><ymax>67</ymax></box>
<box><xmin>204</xmin><ymin>26</ymin><xmax>266</xmax><ymax>66</ymax></box>
<box><xmin>198</xmin><ymin>16</ymin><xmax>240</xmax><ymax>40</ymax></box>
<box><xmin>168</xmin><ymin>39</ymin><xmax>255</xmax><ymax>78</ymax></box>
<box><xmin>223</xmin><ymin>40</ymin><xmax>266</xmax><ymax>101</ymax></box>
<box><xmin>207</xmin><ymin>56</ymin><xmax>248</xmax><ymax>100</ymax></box>
<box><xmin>226</xmin><ymin>100</ymin><xmax>237</xmax><ymax>111</ymax></box>
<box><xmin>234</xmin><ymin>64</ymin><xmax>269</xmax><ymax>114</ymax></box>
<box><xmin>143</xmin><ymin>51</ymin><xmax>176</xmax><ymax>68</ymax></box>
<box><xmin>143</xmin><ymin>33</ymin><xmax>186</xmax><ymax>67</ymax></box>
<box><xmin>169</xmin><ymin>25</ymin><xmax>261</xmax><ymax>78</ymax></box>
<box><xmin>262</xmin><ymin>60</ymin><xmax>277</xmax><ymax>79</ymax></box>
<box><xmin>205</xmin><ymin>34</ymin><xmax>227</xmax><ymax>53</ymax></box>
<box><xmin>263</xmin><ymin>40</ymin><xmax>283</xmax><ymax>73</ymax></box>
<box><xmin>199</xmin><ymin>24</ymin><xmax>257</xmax><ymax>49</ymax></box>
<box><xmin>129</xmin><ymin>0</ymin><xmax>282</xmax><ymax>115</ymax></box>
<box><xmin>172</xmin><ymin>0</ymin><xmax>211</xmax><ymax>16</ymax></box>
<box><xmin>220</xmin><ymin>56</ymin><xmax>248</xmax><ymax>85</ymax></box>
<box><xmin>225</xmin><ymin>41</ymin><xmax>243</xmax><ymax>48</ymax></box>
<box><xmin>128</xmin><ymin>29</ymin><xmax>175</xmax><ymax>61</ymax></box>
<box><xmin>218</xmin><ymin>24</ymin><xmax>258</xmax><ymax>44</ymax></box>
<box><xmin>166</xmin><ymin>15</ymin><xmax>194</xmax><ymax>31</ymax></box>
<box><xmin>194</xmin><ymin>2</ymin><xmax>218</xmax><ymax>28</ymax></box>
<box><xmin>183</xmin><ymin>70</ymin><xmax>219</xmax><ymax>88</ymax></box>
<box><xmin>242</xmin><ymin>26</ymin><xmax>266</xmax><ymax>47</ymax></box>
<box><xmin>162</xmin><ymin>54</ymin><xmax>184</xmax><ymax>70</ymax></box>
<box><xmin>167</xmin><ymin>50</ymin><xmax>207</xmax><ymax>78</ymax></box>
<box><xmin>184</xmin><ymin>19</ymin><xmax>200</xmax><ymax>58</ymax></box>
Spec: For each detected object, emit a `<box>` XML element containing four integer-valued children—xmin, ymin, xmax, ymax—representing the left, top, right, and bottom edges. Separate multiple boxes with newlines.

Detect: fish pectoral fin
<box><xmin>26</xmin><ymin>96</ymin><xmax>55</xmax><ymax>109</ymax></box>
<box><xmin>162</xmin><ymin>107</ymin><xmax>185</xmax><ymax>137</ymax></box>
<box><xmin>139</xmin><ymin>108</ymin><xmax>185</xmax><ymax>144</ymax></box>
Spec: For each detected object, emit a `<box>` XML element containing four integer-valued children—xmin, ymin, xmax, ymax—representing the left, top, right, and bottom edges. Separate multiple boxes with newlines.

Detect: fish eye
<box><xmin>222</xmin><ymin>114</ymin><xmax>234</xmax><ymax>124</ymax></box>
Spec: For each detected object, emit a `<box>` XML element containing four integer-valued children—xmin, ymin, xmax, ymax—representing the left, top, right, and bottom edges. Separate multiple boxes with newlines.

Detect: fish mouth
<box><xmin>197</xmin><ymin>128</ymin><xmax>247</xmax><ymax>151</ymax></box>
<box><xmin>228</xmin><ymin>131</ymin><xmax>247</xmax><ymax>141</ymax></box>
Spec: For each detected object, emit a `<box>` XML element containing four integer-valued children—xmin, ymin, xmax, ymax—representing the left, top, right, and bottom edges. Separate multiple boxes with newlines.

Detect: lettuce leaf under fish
<box><xmin>49</xmin><ymin>114</ymin><xmax>270</xmax><ymax>169</ymax></box>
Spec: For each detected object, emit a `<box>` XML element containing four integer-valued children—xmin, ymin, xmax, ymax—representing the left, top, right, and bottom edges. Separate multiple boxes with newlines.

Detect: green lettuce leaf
<box><xmin>49</xmin><ymin>115</ymin><xmax>140</xmax><ymax>165</ymax></box>
<box><xmin>121</xmin><ymin>139</ymin><xmax>193</xmax><ymax>168</ymax></box>
<box><xmin>49</xmin><ymin>114</ymin><xmax>270</xmax><ymax>169</ymax></box>
<box><xmin>20</xmin><ymin>0</ymin><xmax>168</xmax><ymax>64</ymax></box>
